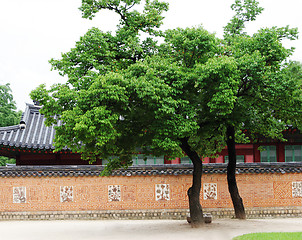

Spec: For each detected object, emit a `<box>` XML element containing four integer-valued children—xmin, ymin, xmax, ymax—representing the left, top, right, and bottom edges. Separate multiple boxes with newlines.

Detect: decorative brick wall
<box><xmin>0</xmin><ymin>163</ymin><xmax>302</xmax><ymax>219</ymax></box>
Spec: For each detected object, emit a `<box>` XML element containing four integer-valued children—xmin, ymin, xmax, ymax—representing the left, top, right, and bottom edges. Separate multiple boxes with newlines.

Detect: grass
<box><xmin>233</xmin><ymin>232</ymin><xmax>302</xmax><ymax>240</ymax></box>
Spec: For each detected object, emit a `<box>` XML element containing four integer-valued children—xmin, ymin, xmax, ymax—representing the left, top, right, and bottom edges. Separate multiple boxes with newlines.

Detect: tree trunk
<box><xmin>226</xmin><ymin>125</ymin><xmax>246</xmax><ymax>219</ymax></box>
<box><xmin>180</xmin><ymin>138</ymin><xmax>204</xmax><ymax>226</ymax></box>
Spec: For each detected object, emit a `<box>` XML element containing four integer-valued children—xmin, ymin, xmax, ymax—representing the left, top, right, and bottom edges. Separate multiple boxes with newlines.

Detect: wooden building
<box><xmin>0</xmin><ymin>103</ymin><xmax>301</xmax><ymax>166</ymax></box>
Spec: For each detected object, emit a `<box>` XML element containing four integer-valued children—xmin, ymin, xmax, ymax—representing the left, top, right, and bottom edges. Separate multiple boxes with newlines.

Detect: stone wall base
<box><xmin>1</xmin><ymin>207</ymin><xmax>302</xmax><ymax>221</ymax></box>
<box><xmin>210</xmin><ymin>206</ymin><xmax>302</xmax><ymax>219</ymax></box>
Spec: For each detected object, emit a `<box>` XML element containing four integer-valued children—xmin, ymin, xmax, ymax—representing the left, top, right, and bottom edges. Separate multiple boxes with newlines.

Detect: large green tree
<box><xmin>31</xmin><ymin>0</ymin><xmax>302</xmax><ymax>225</ymax></box>
<box><xmin>31</xmin><ymin>0</ymin><xmax>219</xmax><ymax>225</ymax></box>
<box><xmin>219</xmin><ymin>0</ymin><xmax>301</xmax><ymax>219</ymax></box>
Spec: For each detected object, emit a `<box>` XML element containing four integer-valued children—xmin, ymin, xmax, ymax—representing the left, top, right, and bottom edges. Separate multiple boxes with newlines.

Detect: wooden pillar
<box><xmin>253</xmin><ymin>144</ymin><xmax>261</xmax><ymax>163</ymax></box>
<box><xmin>245</xmin><ymin>155</ymin><xmax>254</xmax><ymax>163</ymax></box>
<box><xmin>277</xmin><ymin>142</ymin><xmax>285</xmax><ymax>162</ymax></box>
<box><xmin>16</xmin><ymin>154</ymin><xmax>21</xmax><ymax>166</ymax></box>
<box><xmin>171</xmin><ymin>157</ymin><xmax>181</xmax><ymax>164</ymax></box>
<box><xmin>55</xmin><ymin>153</ymin><xmax>61</xmax><ymax>164</ymax></box>
<box><xmin>203</xmin><ymin>157</ymin><xmax>210</xmax><ymax>163</ymax></box>
<box><xmin>215</xmin><ymin>156</ymin><xmax>224</xmax><ymax>163</ymax></box>
<box><xmin>164</xmin><ymin>156</ymin><xmax>181</xmax><ymax>164</ymax></box>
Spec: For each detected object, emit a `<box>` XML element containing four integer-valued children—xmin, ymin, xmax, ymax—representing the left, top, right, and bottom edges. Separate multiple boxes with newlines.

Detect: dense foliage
<box><xmin>30</xmin><ymin>0</ymin><xmax>302</xmax><ymax>224</ymax></box>
<box><xmin>31</xmin><ymin>0</ymin><xmax>302</xmax><ymax>168</ymax></box>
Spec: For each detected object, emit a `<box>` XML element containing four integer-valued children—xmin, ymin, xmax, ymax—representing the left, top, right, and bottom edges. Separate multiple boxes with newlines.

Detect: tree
<box><xmin>219</xmin><ymin>0</ymin><xmax>301</xmax><ymax>219</ymax></box>
<box><xmin>30</xmin><ymin>0</ymin><xmax>302</xmax><ymax>225</ymax></box>
<box><xmin>0</xmin><ymin>83</ymin><xmax>21</xmax><ymax>127</ymax></box>
<box><xmin>0</xmin><ymin>83</ymin><xmax>21</xmax><ymax>166</ymax></box>
<box><xmin>31</xmin><ymin>0</ymin><xmax>221</xmax><ymax>226</ymax></box>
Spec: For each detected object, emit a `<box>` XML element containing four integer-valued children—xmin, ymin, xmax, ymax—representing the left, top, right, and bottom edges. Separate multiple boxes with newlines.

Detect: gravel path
<box><xmin>0</xmin><ymin>218</ymin><xmax>301</xmax><ymax>240</ymax></box>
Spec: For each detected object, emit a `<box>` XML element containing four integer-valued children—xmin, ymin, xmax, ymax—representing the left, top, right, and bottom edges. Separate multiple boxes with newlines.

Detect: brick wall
<box><xmin>0</xmin><ymin>164</ymin><xmax>302</xmax><ymax>219</ymax></box>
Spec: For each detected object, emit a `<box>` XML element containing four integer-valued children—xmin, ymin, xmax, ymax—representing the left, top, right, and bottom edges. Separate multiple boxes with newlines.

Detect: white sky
<box><xmin>0</xmin><ymin>0</ymin><xmax>301</xmax><ymax>111</ymax></box>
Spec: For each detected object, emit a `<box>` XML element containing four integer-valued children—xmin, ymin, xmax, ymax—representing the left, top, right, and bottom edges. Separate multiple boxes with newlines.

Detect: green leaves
<box><xmin>251</xmin><ymin>27</ymin><xmax>297</xmax><ymax>65</ymax></box>
<box><xmin>0</xmin><ymin>84</ymin><xmax>21</xmax><ymax>127</ymax></box>
<box><xmin>80</xmin><ymin>0</ymin><xmax>168</xmax><ymax>36</ymax></box>
<box><xmin>224</xmin><ymin>0</ymin><xmax>264</xmax><ymax>37</ymax></box>
<box><xmin>49</xmin><ymin>28</ymin><xmax>129</xmax><ymax>90</ymax></box>
<box><xmin>195</xmin><ymin>56</ymin><xmax>239</xmax><ymax>116</ymax></box>
<box><xmin>163</xmin><ymin>26</ymin><xmax>218</xmax><ymax>67</ymax></box>
<box><xmin>231</xmin><ymin>0</ymin><xmax>264</xmax><ymax>22</ymax></box>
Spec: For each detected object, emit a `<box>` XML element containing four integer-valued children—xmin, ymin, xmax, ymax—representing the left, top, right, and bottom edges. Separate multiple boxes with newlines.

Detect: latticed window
<box><xmin>224</xmin><ymin>155</ymin><xmax>245</xmax><ymax>163</ymax></box>
<box><xmin>260</xmin><ymin>145</ymin><xmax>277</xmax><ymax>162</ymax></box>
<box><xmin>180</xmin><ymin>156</ymin><xmax>192</xmax><ymax>164</ymax></box>
<box><xmin>132</xmin><ymin>155</ymin><xmax>164</xmax><ymax>165</ymax></box>
<box><xmin>285</xmin><ymin>145</ymin><xmax>302</xmax><ymax>162</ymax></box>
<box><xmin>101</xmin><ymin>155</ymin><xmax>165</xmax><ymax>165</ymax></box>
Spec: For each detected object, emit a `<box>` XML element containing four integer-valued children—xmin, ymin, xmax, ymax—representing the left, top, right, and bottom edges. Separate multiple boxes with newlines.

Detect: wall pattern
<box><xmin>155</xmin><ymin>184</ymin><xmax>170</xmax><ymax>201</ymax></box>
<box><xmin>60</xmin><ymin>186</ymin><xmax>73</xmax><ymax>203</ymax></box>
<box><xmin>13</xmin><ymin>187</ymin><xmax>26</xmax><ymax>203</ymax></box>
<box><xmin>203</xmin><ymin>183</ymin><xmax>217</xmax><ymax>200</ymax></box>
<box><xmin>108</xmin><ymin>185</ymin><xmax>121</xmax><ymax>202</ymax></box>
<box><xmin>292</xmin><ymin>182</ymin><xmax>302</xmax><ymax>198</ymax></box>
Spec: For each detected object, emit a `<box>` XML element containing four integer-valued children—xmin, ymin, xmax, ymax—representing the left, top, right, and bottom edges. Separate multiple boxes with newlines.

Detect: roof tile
<box><xmin>0</xmin><ymin>103</ymin><xmax>61</xmax><ymax>150</ymax></box>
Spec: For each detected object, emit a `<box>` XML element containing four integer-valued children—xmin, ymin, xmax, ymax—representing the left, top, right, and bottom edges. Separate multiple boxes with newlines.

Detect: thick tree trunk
<box><xmin>180</xmin><ymin>138</ymin><xmax>204</xmax><ymax>226</ymax></box>
<box><xmin>226</xmin><ymin>125</ymin><xmax>246</xmax><ymax>219</ymax></box>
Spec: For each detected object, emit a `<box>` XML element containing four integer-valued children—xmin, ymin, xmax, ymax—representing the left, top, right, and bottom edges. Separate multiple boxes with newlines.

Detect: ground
<box><xmin>0</xmin><ymin>218</ymin><xmax>301</xmax><ymax>240</ymax></box>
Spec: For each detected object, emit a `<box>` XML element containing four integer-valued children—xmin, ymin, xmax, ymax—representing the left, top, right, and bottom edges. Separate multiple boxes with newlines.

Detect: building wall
<box><xmin>4</xmin><ymin>142</ymin><xmax>301</xmax><ymax>165</ymax></box>
<box><xmin>16</xmin><ymin>153</ymin><xmax>103</xmax><ymax>165</ymax></box>
<box><xmin>1</xmin><ymin>165</ymin><xmax>302</xmax><ymax>214</ymax></box>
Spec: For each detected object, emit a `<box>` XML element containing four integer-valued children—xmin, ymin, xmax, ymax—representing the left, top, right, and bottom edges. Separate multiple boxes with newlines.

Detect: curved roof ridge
<box><xmin>0</xmin><ymin>125</ymin><xmax>20</xmax><ymax>131</ymax></box>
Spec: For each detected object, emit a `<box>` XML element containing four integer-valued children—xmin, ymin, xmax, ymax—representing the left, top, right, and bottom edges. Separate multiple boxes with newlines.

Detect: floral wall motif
<box><xmin>60</xmin><ymin>186</ymin><xmax>74</xmax><ymax>202</ymax></box>
<box><xmin>292</xmin><ymin>182</ymin><xmax>302</xmax><ymax>198</ymax></box>
<box><xmin>203</xmin><ymin>183</ymin><xmax>217</xmax><ymax>200</ymax></box>
<box><xmin>108</xmin><ymin>185</ymin><xmax>121</xmax><ymax>202</ymax></box>
<box><xmin>13</xmin><ymin>187</ymin><xmax>26</xmax><ymax>203</ymax></box>
<box><xmin>155</xmin><ymin>184</ymin><xmax>170</xmax><ymax>201</ymax></box>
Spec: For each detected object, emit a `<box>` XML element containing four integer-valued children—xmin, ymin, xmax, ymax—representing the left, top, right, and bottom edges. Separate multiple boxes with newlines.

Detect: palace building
<box><xmin>0</xmin><ymin>103</ymin><xmax>301</xmax><ymax>166</ymax></box>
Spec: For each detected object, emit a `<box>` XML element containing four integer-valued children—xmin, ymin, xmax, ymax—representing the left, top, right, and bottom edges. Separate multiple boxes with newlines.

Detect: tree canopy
<box><xmin>31</xmin><ymin>0</ymin><xmax>302</xmax><ymax>168</ymax></box>
<box><xmin>30</xmin><ymin>0</ymin><xmax>302</xmax><ymax>224</ymax></box>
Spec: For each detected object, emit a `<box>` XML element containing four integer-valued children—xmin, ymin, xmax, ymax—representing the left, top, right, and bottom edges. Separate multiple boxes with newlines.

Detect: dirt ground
<box><xmin>0</xmin><ymin>218</ymin><xmax>301</xmax><ymax>240</ymax></box>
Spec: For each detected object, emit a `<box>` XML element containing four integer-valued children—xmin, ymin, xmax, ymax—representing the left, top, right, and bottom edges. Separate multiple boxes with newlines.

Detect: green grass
<box><xmin>233</xmin><ymin>232</ymin><xmax>302</xmax><ymax>240</ymax></box>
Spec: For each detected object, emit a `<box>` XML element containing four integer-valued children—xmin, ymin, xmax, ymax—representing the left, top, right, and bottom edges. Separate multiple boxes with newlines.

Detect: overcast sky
<box><xmin>0</xmin><ymin>0</ymin><xmax>301</xmax><ymax>111</ymax></box>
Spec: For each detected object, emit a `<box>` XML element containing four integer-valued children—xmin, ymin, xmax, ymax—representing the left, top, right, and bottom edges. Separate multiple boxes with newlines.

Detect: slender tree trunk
<box><xmin>180</xmin><ymin>138</ymin><xmax>204</xmax><ymax>226</ymax></box>
<box><xmin>226</xmin><ymin>125</ymin><xmax>246</xmax><ymax>219</ymax></box>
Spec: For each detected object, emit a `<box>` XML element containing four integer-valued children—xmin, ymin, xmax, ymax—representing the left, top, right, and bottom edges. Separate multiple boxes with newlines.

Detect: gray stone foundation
<box><xmin>1</xmin><ymin>207</ymin><xmax>302</xmax><ymax>221</ymax></box>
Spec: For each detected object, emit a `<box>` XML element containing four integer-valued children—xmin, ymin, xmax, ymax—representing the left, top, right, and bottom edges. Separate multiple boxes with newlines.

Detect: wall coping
<box><xmin>0</xmin><ymin>162</ymin><xmax>302</xmax><ymax>177</ymax></box>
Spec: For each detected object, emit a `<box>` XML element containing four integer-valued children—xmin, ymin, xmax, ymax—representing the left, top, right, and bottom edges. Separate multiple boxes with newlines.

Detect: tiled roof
<box><xmin>0</xmin><ymin>163</ymin><xmax>302</xmax><ymax>178</ymax></box>
<box><xmin>0</xmin><ymin>104</ymin><xmax>62</xmax><ymax>150</ymax></box>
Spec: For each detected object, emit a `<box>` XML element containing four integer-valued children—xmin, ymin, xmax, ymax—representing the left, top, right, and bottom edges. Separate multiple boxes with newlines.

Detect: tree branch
<box><xmin>107</xmin><ymin>4</ymin><xmax>129</xmax><ymax>27</ymax></box>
